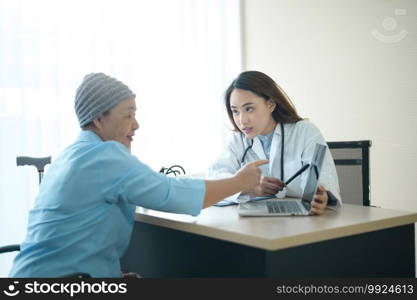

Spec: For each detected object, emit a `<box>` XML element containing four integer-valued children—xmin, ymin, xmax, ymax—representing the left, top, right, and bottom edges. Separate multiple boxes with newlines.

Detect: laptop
<box><xmin>238</xmin><ymin>143</ymin><xmax>327</xmax><ymax>217</ymax></box>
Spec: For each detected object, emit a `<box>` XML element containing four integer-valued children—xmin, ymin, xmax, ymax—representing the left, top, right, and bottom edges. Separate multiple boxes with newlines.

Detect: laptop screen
<box><xmin>301</xmin><ymin>143</ymin><xmax>327</xmax><ymax>210</ymax></box>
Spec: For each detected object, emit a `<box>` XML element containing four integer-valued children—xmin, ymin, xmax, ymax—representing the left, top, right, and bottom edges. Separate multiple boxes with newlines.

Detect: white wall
<box><xmin>242</xmin><ymin>0</ymin><xmax>417</xmax><ymax>211</ymax></box>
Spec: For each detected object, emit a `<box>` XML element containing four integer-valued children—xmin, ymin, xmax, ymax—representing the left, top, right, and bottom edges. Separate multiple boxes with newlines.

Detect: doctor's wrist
<box><xmin>241</xmin><ymin>188</ymin><xmax>254</xmax><ymax>195</ymax></box>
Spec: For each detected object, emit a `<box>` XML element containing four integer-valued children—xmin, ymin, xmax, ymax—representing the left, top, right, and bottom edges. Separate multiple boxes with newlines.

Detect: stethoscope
<box><xmin>241</xmin><ymin>122</ymin><xmax>285</xmax><ymax>181</ymax></box>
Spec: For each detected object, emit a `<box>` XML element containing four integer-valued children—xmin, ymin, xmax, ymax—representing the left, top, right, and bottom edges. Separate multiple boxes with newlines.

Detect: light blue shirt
<box><xmin>257</xmin><ymin>131</ymin><xmax>274</xmax><ymax>160</ymax></box>
<box><xmin>10</xmin><ymin>131</ymin><xmax>205</xmax><ymax>277</ymax></box>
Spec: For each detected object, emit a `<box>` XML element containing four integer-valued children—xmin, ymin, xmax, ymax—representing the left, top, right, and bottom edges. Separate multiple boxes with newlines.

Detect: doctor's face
<box><xmin>230</xmin><ymin>88</ymin><xmax>276</xmax><ymax>139</ymax></box>
<box><xmin>93</xmin><ymin>97</ymin><xmax>139</xmax><ymax>149</ymax></box>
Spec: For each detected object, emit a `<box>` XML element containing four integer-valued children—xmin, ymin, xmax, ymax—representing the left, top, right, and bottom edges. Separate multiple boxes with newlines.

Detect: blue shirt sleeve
<box><xmin>102</xmin><ymin>142</ymin><xmax>205</xmax><ymax>216</ymax></box>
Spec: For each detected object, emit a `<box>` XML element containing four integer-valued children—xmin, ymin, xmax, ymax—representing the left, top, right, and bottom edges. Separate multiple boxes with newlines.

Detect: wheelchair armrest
<box><xmin>0</xmin><ymin>244</ymin><xmax>91</xmax><ymax>278</ymax></box>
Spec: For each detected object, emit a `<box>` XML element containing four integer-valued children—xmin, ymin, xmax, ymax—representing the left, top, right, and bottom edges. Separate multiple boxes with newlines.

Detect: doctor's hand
<box><xmin>310</xmin><ymin>185</ymin><xmax>328</xmax><ymax>215</ymax></box>
<box><xmin>251</xmin><ymin>176</ymin><xmax>285</xmax><ymax>197</ymax></box>
<box><xmin>235</xmin><ymin>160</ymin><xmax>269</xmax><ymax>190</ymax></box>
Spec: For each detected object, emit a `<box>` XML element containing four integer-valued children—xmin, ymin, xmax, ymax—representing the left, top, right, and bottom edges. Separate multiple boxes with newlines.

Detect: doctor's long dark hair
<box><xmin>224</xmin><ymin>71</ymin><xmax>302</xmax><ymax>132</ymax></box>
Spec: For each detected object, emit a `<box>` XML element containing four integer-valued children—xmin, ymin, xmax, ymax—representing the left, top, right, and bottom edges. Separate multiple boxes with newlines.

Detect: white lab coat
<box><xmin>207</xmin><ymin>120</ymin><xmax>341</xmax><ymax>204</ymax></box>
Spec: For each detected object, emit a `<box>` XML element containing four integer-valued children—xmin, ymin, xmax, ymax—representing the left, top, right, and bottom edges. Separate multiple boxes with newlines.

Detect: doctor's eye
<box><xmin>245</xmin><ymin>107</ymin><xmax>254</xmax><ymax>112</ymax></box>
<box><xmin>231</xmin><ymin>109</ymin><xmax>239</xmax><ymax>115</ymax></box>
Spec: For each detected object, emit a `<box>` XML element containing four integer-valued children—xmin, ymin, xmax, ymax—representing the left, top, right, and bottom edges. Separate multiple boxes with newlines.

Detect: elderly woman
<box><xmin>10</xmin><ymin>73</ymin><xmax>266</xmax><ymax>277</ymax></box>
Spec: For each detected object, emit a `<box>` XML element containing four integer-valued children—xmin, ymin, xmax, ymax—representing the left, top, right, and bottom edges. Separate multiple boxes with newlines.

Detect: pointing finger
<box><xmin>252</xmin><ymin>160</ymin><xmax>269</xmax><ymax>167</ymax></box>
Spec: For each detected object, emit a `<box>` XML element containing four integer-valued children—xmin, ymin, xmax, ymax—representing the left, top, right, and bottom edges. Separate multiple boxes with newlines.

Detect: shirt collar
<box><xmin>75</xmin><ymin>130</ymin><xmax>132</xmax><ymax>153</ymax></box>
<box><xmin>273</xmin><ymin>123</ymin><xmax>284</xmax><ymax>136</ymax></box>
<box><xmin>76</xmin><ymin>130</ymin><xmax>103</xmax><ymax>143</ymax></box>
<box><xmin>258</xmin><ymin>130</ymin><xmax>274</xmax><ymax>143</ymax></box>
<box><xmin>258</xmin><ymin>130</ymin><xmax>275</xmax><ymax>140</ymax></box>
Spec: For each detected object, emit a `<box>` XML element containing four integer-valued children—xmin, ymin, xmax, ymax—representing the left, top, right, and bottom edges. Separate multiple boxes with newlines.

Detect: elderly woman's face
<box><xmin>94</xmin><ymin>97</ymin><xmax>139</xmax><ymax>149</ymax></box>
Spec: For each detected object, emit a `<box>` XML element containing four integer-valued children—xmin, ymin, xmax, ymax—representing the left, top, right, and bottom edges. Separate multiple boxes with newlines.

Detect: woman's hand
<box><xmin>310</xmin><ymin>185</ymin><xmax>328</xmax><ymax>215</ymax></box>
<box><xmin>235</xmin><ymin>160</ymin><xmax>269</xmax><ymax>191</ymax></box>
<box><xmin>246</xmin><ymin>175</ymin><xmax>285</xmax><ymax>197</ymax></box>
<box><xmin>204</xmin><ymin>160</ymin><xmax>268</xmax><ymax>208</ymax></box>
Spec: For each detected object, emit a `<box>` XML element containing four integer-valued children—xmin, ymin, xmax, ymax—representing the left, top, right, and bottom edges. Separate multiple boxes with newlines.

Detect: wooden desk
<box><xmin>121</xmin><ymin>204</ymin><xmax>417</xmax><ymax>277</ymax></box>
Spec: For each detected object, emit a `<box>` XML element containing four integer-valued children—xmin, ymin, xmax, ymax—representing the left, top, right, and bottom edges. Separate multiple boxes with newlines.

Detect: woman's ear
<box><xmin>92</xmin><ymin>117</ymin><xmax>102</xmax><ymax>130</ymax></box>
<box><xmin>267</xmin><ymin>100</ymin><xmax>276</xmax><ymax>112</ymax></box>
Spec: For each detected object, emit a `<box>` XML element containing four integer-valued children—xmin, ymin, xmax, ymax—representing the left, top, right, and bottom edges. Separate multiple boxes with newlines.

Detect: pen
<box><xmin>284</xmin><ymin>164</ymin><xmax>310</xmax><ymax>186</ymax></box>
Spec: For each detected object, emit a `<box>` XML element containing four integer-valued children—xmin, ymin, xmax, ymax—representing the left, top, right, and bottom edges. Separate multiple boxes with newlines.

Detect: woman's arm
<box><xmin>203</xmin><ymin>160</ymin><xmax>268</xmax><ymax>208</ymax></box>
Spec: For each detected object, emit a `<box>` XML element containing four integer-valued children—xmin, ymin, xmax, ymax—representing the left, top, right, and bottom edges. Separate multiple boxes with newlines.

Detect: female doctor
<box><xmin>208</xmin><ymin>71</ymin><xmax>341</xmax><ymax>215</ymax></box>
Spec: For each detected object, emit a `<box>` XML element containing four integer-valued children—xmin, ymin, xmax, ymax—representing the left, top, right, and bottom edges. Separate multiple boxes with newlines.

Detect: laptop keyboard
<box><xmin>266</xmin><ymin>201</ymin><xmax>304</xmax><ymax>214</ymax></box>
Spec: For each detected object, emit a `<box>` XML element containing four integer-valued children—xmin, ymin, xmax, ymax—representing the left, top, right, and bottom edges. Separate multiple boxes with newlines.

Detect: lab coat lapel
<box><xmin>269</xmin><ymin>125</ymin><xmax>282</xmax><ymax>178</ymax></box>
<box><xmin>252</xmin><ymin>137</ymin><xmax>266</xmax><ymax>160</ymax></box>
<box><xmin>251</xmin><ymin>137</ymin><xmax>269</xmax><ymax>175</ymax></box>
